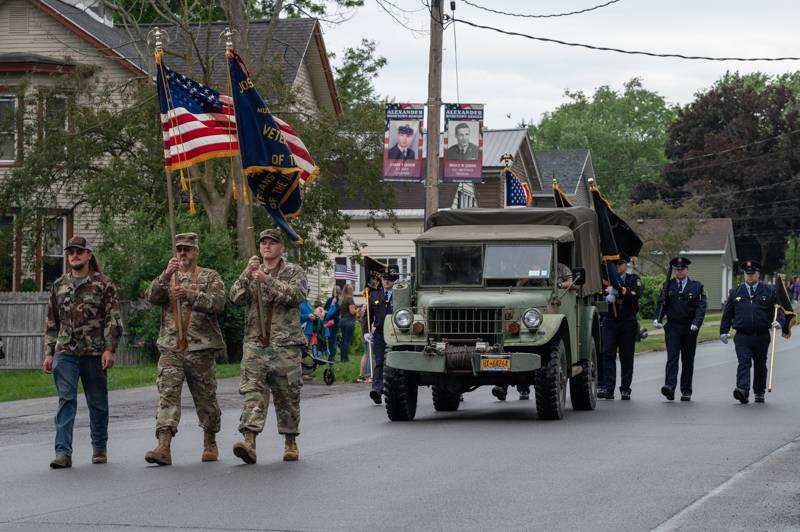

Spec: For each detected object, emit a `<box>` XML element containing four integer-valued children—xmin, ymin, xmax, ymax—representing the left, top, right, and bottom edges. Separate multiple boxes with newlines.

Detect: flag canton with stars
<box><xmin>158</xmin><ymin>65</ymin><xmax>224</xmax><ymax>114</ymax></box>
<box><xmin>506</xmin><ymin>169</ymin><xmax>531</xmax><ymax>207</ymax></box>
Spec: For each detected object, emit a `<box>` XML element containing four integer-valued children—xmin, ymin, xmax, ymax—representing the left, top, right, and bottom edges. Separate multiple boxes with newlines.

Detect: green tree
<box><xmin>529</xmin><ymin>78</ymin><xmax>676</xmax><ymax>204</ymax></box>
<box><xmin>652</xmin><ymin>72</ymin><xmax>800</xmax><ymax>271</ymax></box>
<box><xmin>619</xmin><ymin>198</ymin><xmax>707</xmax><ymax>271</ymax></box>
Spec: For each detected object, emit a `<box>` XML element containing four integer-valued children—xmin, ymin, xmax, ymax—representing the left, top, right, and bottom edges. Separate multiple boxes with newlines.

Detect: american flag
<box><xmin>334</xmin><ymin>263</ymin><xmax>358</xmax><ymax>282</ymax></box>
<box><xmin>157</xmin><ymin>61</ymin><xmax>238</xmax><ymax>171</ymax></box>
<box><xmin>156</xmin><ymin>61</ymin><xmax>318</xmax><ymax>181</ymax></box>
<box><xmin>505</xmin><ymin>168</ymin><xmax>532</xmax><ymax>207</ymax></box>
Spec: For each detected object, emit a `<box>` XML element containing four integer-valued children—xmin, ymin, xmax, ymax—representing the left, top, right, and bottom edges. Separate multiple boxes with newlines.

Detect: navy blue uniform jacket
<box><xmin>720</xmin><ymin>282</ymin><xmax>785</xmax><ymax>334</ymax></box>
<box><xmin>654</xmin><ymin>278</ymin><xmax>707</xmax><ymax>328</ymax></box>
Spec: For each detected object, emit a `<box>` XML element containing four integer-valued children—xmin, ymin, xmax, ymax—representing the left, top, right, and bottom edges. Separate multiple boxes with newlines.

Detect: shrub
<box><xmin>639</xmin><ymin>273</ymin><xmax>667</xmax><ymax>320</ymax></box>
<box><xmin>98</xmin><ymin>213</ymin><xmax>247</xmax><ymax>361</ymax></box>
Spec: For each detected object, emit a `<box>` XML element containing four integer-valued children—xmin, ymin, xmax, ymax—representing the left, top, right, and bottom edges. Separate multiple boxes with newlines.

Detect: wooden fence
<box><xmin>0</xmin><ymin>292</ymin><xmax>154</xmax><ymax>369</ymax></box>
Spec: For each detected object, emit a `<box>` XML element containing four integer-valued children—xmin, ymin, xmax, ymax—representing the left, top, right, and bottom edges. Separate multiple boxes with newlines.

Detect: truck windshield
<box><xmin>484</xmin><ymin>244</ymin><xmax>553</xmax><ymax>287</ymax></box>
<box><xmin>418</xmin><ymin>245</ymin><xmax>483</xmax><ymax>286</ymax></box>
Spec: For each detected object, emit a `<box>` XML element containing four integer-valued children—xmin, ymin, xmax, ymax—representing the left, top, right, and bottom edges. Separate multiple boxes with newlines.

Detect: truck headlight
<box><xmin>393</xmin><ymin>308</ymin><xmax>413</xmax><ymax>329</ymax></box>
<box><xmin>522</xmin><ymin>308</ymin><xmax>543</xmax><ymax>329</ymax></box>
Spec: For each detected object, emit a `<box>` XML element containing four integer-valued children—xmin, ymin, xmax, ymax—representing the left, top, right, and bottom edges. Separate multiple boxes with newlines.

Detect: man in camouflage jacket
<box><xmin>43</xmin><ymin>236</ymin><xmax>122</xmax><ymax>469</ymax></box>
<box><xmin>230</xmin><ymin>228</ymin><xmax>308</xmax><ymax>464</ymax></box>
<box><xmin>143</xmin><ymin>232</ymin><xmax>225</xmax><ymax>466</ymax></box>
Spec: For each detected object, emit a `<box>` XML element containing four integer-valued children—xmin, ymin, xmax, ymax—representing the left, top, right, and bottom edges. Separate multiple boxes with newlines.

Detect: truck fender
<box><xmin>579</xmin><ymin>306</ymin><xmax>599</xmax><ymax>361</ymax></box>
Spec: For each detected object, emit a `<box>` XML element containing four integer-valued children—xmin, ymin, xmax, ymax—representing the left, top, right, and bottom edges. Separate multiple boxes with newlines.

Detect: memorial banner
<box><xmin>443</xmin><ymin>103</ymin><xmax>483</xmax><ymax>182</ymax></box>
<box><xmin>383</xmin><ymin>103</ymin><xmax>424</xmax><ymax>182</ymax></box>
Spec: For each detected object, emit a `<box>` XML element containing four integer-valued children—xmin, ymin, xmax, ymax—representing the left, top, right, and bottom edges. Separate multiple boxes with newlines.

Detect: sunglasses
<box><xmin>66</xmin><ymin>249</ymin><xmax>87</xmax><ymax>256</ymax></box>
<box><xmin>674</xmin><ymin>266</ymin><xmax>687</xmax><ymax>271</ymax></box>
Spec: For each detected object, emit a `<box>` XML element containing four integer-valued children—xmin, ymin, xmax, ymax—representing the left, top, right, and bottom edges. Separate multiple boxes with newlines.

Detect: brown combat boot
<box><xmin>201</xmin><ymin>431</ymin><xmax>218</xmax><ymax>462</ymax></box>
<box><xmin>232</xmin><ymin>431</ymin><xmax>257</xmax><ymax>464</ymax></box>
<box><xmin>49</xmin><ymin>453</ymin><xmax>72</xmax><ymax>469</ymax></box>
<box><xmin>92</xmin><ymin>448</ymin><xmax>107</xmax><ymax>464</ymax></box>
<box><xmin>283</xmin><ymin>434</ymin><xmax>299</xmax><ymax>462</ymax></box>
<box><xmin>144</xmin><ymin>429</ymin><xmax>173</xmax><ymax>466</ymax></box>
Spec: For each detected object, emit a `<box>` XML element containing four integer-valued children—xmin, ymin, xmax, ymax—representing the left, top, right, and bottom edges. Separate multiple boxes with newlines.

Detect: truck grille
<box><xmin>427</xmin><ymin>307</ymin><xmax>503</xmax><ymax>345</ymax></box>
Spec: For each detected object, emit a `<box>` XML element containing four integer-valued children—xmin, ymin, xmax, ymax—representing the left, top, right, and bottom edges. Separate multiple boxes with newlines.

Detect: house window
<box><xmin>41</xmin><ymin>215</ymin><xmax>67</xmax><ymax>290</ymax></box>
<box><xmin>365</xmin><ymin>256</ymin><xmax>415</xmax><ymax>284</ymax></box>
<box><xmin>456</xmin><ymin>188</ymin><xmax>476</xmax><ymax>209</ymax></box>
<box><xmin>44</xmin><ymin>95</ymin><xmax>68</xmax><ymax>137</ymax></box>
<box><xmin>0</xmin><ymin>96</ymin><xmax>17</xmax><ymax>163</ymax></box>
<box><xmin>0</xmin><ymin>216</ymin><xmax>13</xmax><ymax>292</ymax></box>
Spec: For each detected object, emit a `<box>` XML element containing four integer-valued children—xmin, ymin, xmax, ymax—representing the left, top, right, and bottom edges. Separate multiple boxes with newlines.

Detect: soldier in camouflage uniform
<box><xmin>230</xmin><ymin>228</ymin><xmax>308</xmax><ymax>464</ymax></box>
<box><xmin>43</xmin><ymin>236</ymin><xmax>122</xmax><ymax>469</ymax></box>
<box><xmin>143</xmin><ymin>233</ymin><xmax>225</xmax><ymax>466</ymax></box>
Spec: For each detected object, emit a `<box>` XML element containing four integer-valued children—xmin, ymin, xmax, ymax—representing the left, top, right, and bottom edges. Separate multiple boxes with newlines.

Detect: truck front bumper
<box><xmin>386</xmin><ymin>350</ymin><xmax>541</xmax><ymax>374</ymax></box>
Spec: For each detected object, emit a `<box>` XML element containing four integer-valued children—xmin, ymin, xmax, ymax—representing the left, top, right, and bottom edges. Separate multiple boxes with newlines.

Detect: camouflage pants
<box><xmin>155</xmin><ymin>348</ymin><xmax>221</xmax><ymax>436</ymax></box>
<box><xmin>238</xmin><ymin>342</ymin><xmax>303</xmax><ymax>436</ymax></box>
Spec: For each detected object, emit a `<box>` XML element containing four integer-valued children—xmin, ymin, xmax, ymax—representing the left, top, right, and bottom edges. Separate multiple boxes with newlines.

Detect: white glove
<box><xmin>772</xmin><ymin>321</ymin><xmax>781</xmax><ymax>329</ymax></box>
<box><xmin>720</xmin><ymin>333</ymin><xmax>729</xmax><ymax>344</ymax></box>
<box><xmin>690</xmin><ymin>324</ymin><xmax>699</xmax><ymax>332</ymax></box>
<box><xmin>363</xmin><ymin>333</ymin><xmax>372</xmax><ymax>343</ymax></box>
<box><xmin>606</xmin><ymin>287</ymin><xmax>618</xmax><ymax>296</ymax></box>
<box><xmin>605</xmin><ymin>294</ymin><xmax>616</xmax><ymax>304</ymax></box>
<box><xmin>653</xmin><ymin>320</ymin><xmax>663</xmax><ymax>329</ymax></box>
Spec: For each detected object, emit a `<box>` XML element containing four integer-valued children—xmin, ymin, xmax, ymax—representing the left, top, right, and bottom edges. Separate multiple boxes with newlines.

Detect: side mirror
<box><xmin>572</xmin><ymin>267</ymin><xmax>586</xmax><ymax>286</ymax></box>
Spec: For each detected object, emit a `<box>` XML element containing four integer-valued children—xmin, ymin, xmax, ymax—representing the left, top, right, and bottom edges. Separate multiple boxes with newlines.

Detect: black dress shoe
<box><xmin>596</xmin><ymin>389</ymin><xmax>607</xmax><ymax>399</ymax></box>
<box><xmin>733</xmin><ymin>388</ymin><xmax>749</xmax><ymax>404</ymax></box>
<box><xmin>369</xmin><ymin>390</ymin><xmax>382</xmax><ymax>404</ymax></box>
<box><xmin>620</xmin><ymin>390</ymin><xmax>631</xmax><ymax>400</ymax></box>
<box><xmin>491</xmin><ymin>386</ymin><xmax>507</xmax><ymax>401</ymax></box>
<box><xmin>661</xmin><ymin>386</ymin><xmax>675</xmax><ymax>401</ymax></box>
<box><xmin>754</xmin><ymin>394</ymin><xmax>765</xmax><ymax>403</ymax></box>
<box><xmin>680</xmin><ymin>395</ymin><xmax>691</xmax><ymax>402</ymax></box>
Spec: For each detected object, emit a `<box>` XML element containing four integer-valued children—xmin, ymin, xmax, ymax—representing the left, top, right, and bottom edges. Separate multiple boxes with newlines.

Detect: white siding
<box><xmin>308</xmin><ymin>218</ymin><xmax>423</xmax><ymax>301</ymax></box>
<box><xmin>291</xmin><ymin>60</ymin><xmax>320</xmax><ymax>115</ymax></box>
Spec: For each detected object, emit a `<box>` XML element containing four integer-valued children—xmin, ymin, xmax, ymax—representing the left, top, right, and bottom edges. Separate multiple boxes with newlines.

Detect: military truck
<box><xmin>382</xmin><ymin>207</ymin><xmax>605</xmax><ymax>421</ymax></box>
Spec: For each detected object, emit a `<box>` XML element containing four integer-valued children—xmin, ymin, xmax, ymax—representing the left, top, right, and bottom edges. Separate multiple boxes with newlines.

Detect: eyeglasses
<box><xmin>66</xmin><ymin>249</ymin><xmax>87</xmax><ymax>256</ymax></box>
<box><xmin>176</xmin><ymin>246</ymin><xmax>194</xmax><ymax>253</ymax></box>
<box><xmin>674</xmin><ymin>266</ymin><xmax>687</xmax><ymax>271</ymax></box>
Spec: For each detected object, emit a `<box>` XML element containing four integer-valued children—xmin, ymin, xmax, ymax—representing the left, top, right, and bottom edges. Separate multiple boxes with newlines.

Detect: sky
<box><xmin>320</xmin><ymin>0</ymin><xmax>800</xmax><ymax>128</ymax></box>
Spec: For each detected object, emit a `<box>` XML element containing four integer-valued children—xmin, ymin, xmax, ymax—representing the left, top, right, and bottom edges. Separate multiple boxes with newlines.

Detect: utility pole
<box><xmin>424</xmin><ymin>0</ymin><xmax>444</xmax><ymax>225</ymax></box>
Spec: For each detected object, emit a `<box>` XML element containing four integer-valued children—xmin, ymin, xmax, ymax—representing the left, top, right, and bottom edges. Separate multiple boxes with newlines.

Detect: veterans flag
<box><xmin>156</xmin><ymin>54</ymin><xmax>238</xmax><ymax>171</ymax></box>
<box><xmin>775</xmin><ymin>274</ymin><xmax>797</xmax><ymax>338</ymax></box>
<box><xmin>553</xmin><ymin>178</ymin><xmax>574</xmax><ymax>208</ymax></box>
<box><xmin>227</xmin><ymin>49</ymin><xmax>307</xmax><ymax>243</ymax></box>
<box><xmin>505</xmin><ymin>168</ymin><xmax>532</xmax><ymax>207</ymax></box>
<box><xmin>590</xmin><ymin>180</ymin><xmax>622</xmax><ymax>292</ymax></box>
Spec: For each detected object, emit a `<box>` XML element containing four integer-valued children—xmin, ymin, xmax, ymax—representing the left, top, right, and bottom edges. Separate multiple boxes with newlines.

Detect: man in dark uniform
<box><xmin>388</xmin><ymin>125</ymin><xmax>416</xmax><ymax>160</ymax></box>
<box><xmin>653</xmin><ymin>256</ymin><xmax>707</xmax><ymax>401</ymax></box>
<box><xmin>368</xmin><ymin>265</ymin><xmax>399</xmax><ymax>404</ymax></box>
<box><xmin>720</xmin><ymin>260</ymin><xmax>784</xmax><ymax>404</ymax></box>
<box><xmin>601</xmin><ymin>254</ymin><xmax>642</xmax><ymax>400</ymax></box>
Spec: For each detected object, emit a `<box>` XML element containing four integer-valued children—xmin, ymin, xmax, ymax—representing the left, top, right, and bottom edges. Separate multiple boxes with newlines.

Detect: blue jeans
<box><xmin>327</xmin><ymin>325</ymin><xmax>339</xmax><ymax>361</ymax></box>
<box><xmin>339</xmin><ymin>319</ymin><xmax>355</xmax><ymax>362</ymax></box>
<box><xmin>53</xmin><ymin>353</ymin><xmax>108</xmax><ymax>456</ymax></box>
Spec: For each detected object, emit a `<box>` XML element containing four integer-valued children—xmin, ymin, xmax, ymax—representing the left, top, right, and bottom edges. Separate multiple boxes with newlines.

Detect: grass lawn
<box><xmin>635</xmin><ymin>311</ymin><xmax>725</xmax><ymax>353</ymax></box>
<box><xmin>0</xmin><ymin>363</ymin><xmax>241</xmax><ymax>403</ymax></box>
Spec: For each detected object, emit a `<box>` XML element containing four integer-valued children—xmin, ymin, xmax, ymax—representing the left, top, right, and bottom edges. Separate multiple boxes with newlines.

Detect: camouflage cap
<box><xmin>258</xmin><ymin>228</ymin><xmax>284</xmax><ymax>243</ymax></box>
<box><xmin>64</xmin><ymin>235</ymin><xmax>91</xmax><ymax>251</ymax></box>
<box><xmin>175</xmin><ymin>232</ymin><xmax>199</xmax><ymax>248</ymax></box>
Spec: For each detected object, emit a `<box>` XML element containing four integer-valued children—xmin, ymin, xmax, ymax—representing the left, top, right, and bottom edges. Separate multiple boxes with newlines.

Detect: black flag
<box><xmin>775</xmin><ymin>274</ymin><xmax>797</xmax><ymax>338</ymax></box>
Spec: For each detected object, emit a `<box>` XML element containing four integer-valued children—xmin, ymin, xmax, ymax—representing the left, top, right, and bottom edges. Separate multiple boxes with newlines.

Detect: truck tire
<box><xmin>432</xmin><ymin>385</ymin><xmax>460</xmax><ymax>412</ymax></box>
<box><xmin>535</xmin><ymin>339</ymin><xmax>567</xmax><ymax>420</ymax></box>
<box><xmin>384</xmin><ymin>367</ymin><xmax>418</xmax><ymax>421</ymax></box>
<box><xmin>569</xmin><ymin>341</ymin><xmax>598</xmax><ymax>411</ymax></box>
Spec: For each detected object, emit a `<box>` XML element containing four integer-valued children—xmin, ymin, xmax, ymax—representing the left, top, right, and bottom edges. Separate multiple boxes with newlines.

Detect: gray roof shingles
<box><xmin>533</xmin><ymin>149</ymin><xmax>589</xmax><ymax>194</ymax></box>
<box><xmin>38</xmin><ymin>0</ymin><xmax>318</xmax><ymax>92</ymax></box>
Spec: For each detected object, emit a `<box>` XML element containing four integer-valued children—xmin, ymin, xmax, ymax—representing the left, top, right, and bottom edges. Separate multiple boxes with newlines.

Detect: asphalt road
<box><xmin>1</xmin><ymin>336</ymin><xmax>800</xmax><ymax>532</ymax></box>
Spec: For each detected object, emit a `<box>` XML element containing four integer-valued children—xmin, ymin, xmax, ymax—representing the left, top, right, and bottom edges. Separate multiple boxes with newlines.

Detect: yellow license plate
<box><xmin>480</xmin><ymin>356</ymin><xmax>511</xmax><ymax>371</ymax></box>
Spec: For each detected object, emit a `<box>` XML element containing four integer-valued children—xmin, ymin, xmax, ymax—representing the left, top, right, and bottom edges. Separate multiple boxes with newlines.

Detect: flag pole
<box><xmin>364</xmin><ymin>287</ymin><xmax>374</xmax><ymax>380</ymax></box>
<box><xmin>768</xmin><ymin>304</ymin><xmax>779</xmax><ymax>392</ymax></box>
<box><xmin>152</xmin><ymin>27</ymin><xmax>183</xmax><ymax>343</ymax></box>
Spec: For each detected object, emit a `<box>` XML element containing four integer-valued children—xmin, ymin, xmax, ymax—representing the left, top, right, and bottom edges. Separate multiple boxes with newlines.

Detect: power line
<box><xmin>460</xmin><ymin>0</ymin><xmax>622</xmax><ymax>19</ymax></box>
<box><xmin>453</xmin><ymin>18</ymin><xmax>800</xmax><ymax>62</ymax></box>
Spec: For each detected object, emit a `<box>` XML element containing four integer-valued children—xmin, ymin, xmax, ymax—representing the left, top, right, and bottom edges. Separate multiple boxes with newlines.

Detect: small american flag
<box><xmin>157</xmin><ymin>60</ymin><xmax>318</xmax><ymax>181</ymax></box>
<box><xmin>505</xmin><ymin>168</ymin><xmax>532</xmax><ymax>207</ymax></box>
<box><xmin>335</xmin><ymin>263</ymin><xmax>358</xmax><ymax>282</ymax></box>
